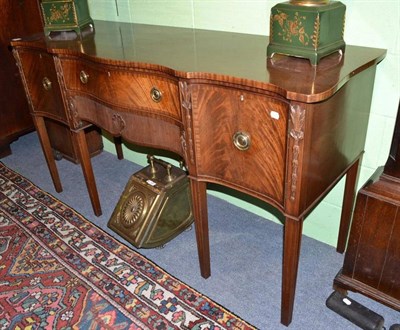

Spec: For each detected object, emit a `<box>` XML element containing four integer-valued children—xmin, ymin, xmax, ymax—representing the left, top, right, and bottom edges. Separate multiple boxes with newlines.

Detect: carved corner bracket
<box><xmin>67</xmin><ymin>98</ymin><xmax>84</xmax><ymax>129</ymax></box>
<box><xmin>179</xmin><ymin>81</ymin><xmax>195</xmax><ymax>165</ymax></box>
<box><xmin>289</xmin><ymin>104</ymin><xmax>306</xmax><ymax>201</ymax></box>
<box><xmin>53</xmin><ymin>56</ymin><xmax>83</xmax><ymax>130</ymax></box>
<box><xmin>12</xmin><ymin>49</ymin><xmax>34</xmax><ymax>111</ymax></box>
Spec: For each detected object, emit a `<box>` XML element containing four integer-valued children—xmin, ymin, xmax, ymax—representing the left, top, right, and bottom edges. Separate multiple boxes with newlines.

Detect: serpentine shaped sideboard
<box><xmin>11</xmin><ymin>20</ymin><xmax>386</xmax><ymax>326</ymax></box>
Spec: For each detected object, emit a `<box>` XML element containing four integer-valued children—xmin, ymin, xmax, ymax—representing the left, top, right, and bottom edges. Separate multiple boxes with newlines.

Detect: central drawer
<box><xmin>60</xmin><ymin>58</ymin><xmax>181</xmax><ymax>121</ymax></box>
<box><xmin>191</xmin><ymin>84</ymin><xmax>288</xmax><ymax>204</ymax></box>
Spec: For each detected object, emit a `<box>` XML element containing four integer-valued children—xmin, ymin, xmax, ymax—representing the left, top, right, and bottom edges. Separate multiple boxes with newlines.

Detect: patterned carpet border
<box><xmin>0</xmin><ymin>162</ymin><xmax>256</xmax><ymax>330</ymax></box>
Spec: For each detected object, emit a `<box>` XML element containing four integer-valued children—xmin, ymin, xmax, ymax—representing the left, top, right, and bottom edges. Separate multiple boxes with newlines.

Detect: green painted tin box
<box><xmin>267</xmin><ymin>1</ymin><xmax>346</xmax><ymax>65</ymax></box>
<box><xmin>40</xmin><ymin>0</ymin><xmax>94</xmax><ymax>36</ymax></box>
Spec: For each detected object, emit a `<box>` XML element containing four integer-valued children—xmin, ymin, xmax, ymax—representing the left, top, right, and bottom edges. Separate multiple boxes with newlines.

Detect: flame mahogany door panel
<box><xmin>189</xmin><ymin>83</ymin><xmax>288</xmax><ymax>207</ymax></box>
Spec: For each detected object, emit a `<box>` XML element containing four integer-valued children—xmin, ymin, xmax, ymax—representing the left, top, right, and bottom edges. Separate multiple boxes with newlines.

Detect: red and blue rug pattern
<box><xmin>0</xmin><ymin>162</ymin><xmax>256</xmax><ymax>330</ymax></box>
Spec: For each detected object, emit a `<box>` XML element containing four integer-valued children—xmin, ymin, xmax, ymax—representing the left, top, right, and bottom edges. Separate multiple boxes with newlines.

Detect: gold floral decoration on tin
<box><xmin>48</xmin><ymin>4</ymin><xmax>72</xmax><ymax>24</ymax></box>
<box><xmin>273</xmin><ymin>10</ymin><xmax>310</xmax><ymax>46</ymax></box>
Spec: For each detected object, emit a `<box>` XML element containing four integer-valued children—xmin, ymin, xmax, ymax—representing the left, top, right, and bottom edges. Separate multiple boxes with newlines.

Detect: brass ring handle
<box><xmin>233</xmin><ymin>131</ymin><xmax>251</xmax><ymax>151</ymax></box>
<box><xmin>80</xmin><ymin>70</ymin><xmax>89</xmax><ymax>84</ymax></box>
<box><xmin>150</xmin><ymin>87</ymin><xmax>163</xmax><ymax>103</ymax></box>
<box><xmin>42</xmin><ymin>77</ymin><xmax>52</xmax><ymax>90</ymax></box>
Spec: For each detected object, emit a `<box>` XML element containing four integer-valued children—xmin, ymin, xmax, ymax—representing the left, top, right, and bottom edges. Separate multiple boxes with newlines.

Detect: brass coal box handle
<box><xmin>233</xmin><ymin>131</ymin><xmax>251</xmax><ymax>151</ymax></box>
<box><xmin>42</xmin><ymin>77</ymin><xmax>52</xmax><ymax>90</ymax></box>
<box><xmin>147</xmin><ymin>155</ymin><xmax>173</xmax><ymax>181</ymax></box>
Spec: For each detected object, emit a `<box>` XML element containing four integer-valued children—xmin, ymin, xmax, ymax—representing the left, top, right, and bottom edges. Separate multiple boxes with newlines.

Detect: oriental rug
<box><xmin>0</xmin><ymin>162</ymin><xmax>256</xmax><ymax>330</ymax></box>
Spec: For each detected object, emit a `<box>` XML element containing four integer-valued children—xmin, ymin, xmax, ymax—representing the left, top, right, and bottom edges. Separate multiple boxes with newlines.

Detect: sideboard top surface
<box><xmin>11</xmin><ymin>20</ymin><xmax>386</xmax><ymax>103</ymax></box>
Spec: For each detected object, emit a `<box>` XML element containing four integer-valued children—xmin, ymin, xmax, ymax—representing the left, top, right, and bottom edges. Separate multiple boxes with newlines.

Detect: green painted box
<box><xmin>40</xmin><ymin>0</ymin><xmax>94</xmax><ymax>36</ymax></box>
<box><xmin>267</xmin><ymin>1</ymin><xmax>346</xmax><ymax>65</ymax></box>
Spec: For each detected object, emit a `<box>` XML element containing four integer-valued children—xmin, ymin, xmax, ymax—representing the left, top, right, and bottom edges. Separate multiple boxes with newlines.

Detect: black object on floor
<box><xmin>326</xmin><ymin>291</ymin><xmax>385</xmax><ymax>330</ymax></box>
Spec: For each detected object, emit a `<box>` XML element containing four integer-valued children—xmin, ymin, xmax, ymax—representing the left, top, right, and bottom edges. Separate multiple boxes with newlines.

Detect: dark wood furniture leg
<box><xmin>34</xmin><ymin>116</ymin><xmax>62</xmax><ymax>193</ymax></box>
<box><xmin>0</xmin><ymin>141</ymin><xmax>13</xmax><ymax>158</ymax></box>
<box><xmin>281</xmin><ymin>216</ymin><xmax>303</xmax><ymax>326</ymax></box>
<box><xmin>190</xmin><ymin>179</ymin><xmax>211</xmax><ymax>279</ymax></box>
<box><xmin>337</xmin><ymin>157</ymin><xmax>361</xmax><ymax>253</ymax></box>
<box><xmin>72</xmin><ymin>129</ymin><xmax>102</xmax><ymax>216</ymax></box>
<box><xmin>114</xmin><ymin>136</ymin><xmax>124</xmax><ymax>160</ymax></box>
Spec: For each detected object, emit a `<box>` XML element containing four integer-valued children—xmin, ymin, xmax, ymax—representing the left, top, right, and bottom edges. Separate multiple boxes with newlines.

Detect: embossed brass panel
<box><xmin>267</xmin><ymin>1</ymin><xmax>346</xmax><ymax>65</ymax></box>
<box><xmin>108</xmin><ymin>156</ymin><xmax>193</xmax><ymax>248</ymax></box>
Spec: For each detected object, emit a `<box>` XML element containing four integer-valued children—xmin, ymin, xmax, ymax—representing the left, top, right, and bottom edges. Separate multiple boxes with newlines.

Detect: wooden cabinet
<box><xmin>0</xmin><ymin>0</ymin><xmax>41</xmax><ymax>157</ymax></box>
<box><xmin>334</xmin><ymin>103</ymin><xmax>400</xmax><ymax>312</ymax></box>
<box><xmin>0</xmin><ymin>0</ymin><xmax>102</xmax><ymax>161</ymax></box>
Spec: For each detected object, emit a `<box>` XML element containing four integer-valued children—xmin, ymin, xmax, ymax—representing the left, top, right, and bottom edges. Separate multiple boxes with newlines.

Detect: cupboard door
<box><xmin>191</xmin><ymin>84</ymin><xmax>288</xmax><ymax>204</ymax></box>
<box><xmin>18</xmin><ymin>49</ymin><xmax>68</xmax><ymax>123</ymax></box>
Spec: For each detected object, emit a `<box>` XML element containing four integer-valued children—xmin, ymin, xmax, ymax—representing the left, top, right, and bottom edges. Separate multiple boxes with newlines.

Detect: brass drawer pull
<box><xmin>233</xmin><ymin>131</ymin><xmax>251</xmax><ymax>151</ymax></box>
<box><xmin>150</xmin><ymin>87</ymin><xmax>162</xmax><ymax>102</ymax></box>
<box><xmin>42</xmin><ymin>77</ymin><xmax>52</xmax><ymax>90</ymax></box>
<box><xmin>80</xmin><ymin>70</ymin><xmax>89</xmax><ymax>84</ymax></box>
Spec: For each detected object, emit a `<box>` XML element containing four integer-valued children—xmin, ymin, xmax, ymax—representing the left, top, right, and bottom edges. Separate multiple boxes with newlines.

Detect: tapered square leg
<box><xmin>281</xmin><ymin>217</ymin><xmax>303</xmax><ymax>326</ymax></box>
<box><xmin>34</xmin><ymin>116</ymin><xmax>62</xmax><ymax>193</ymax></box>
<box><xmin>72</xmin><ymin>129</ymin><xmax>102</xmax><ymax>216</ymax></box>
<box><xmin>190</xmin><ymin>179</ymin><xmax>210</xmax><ymax>278</ymax></box>
<box><xmin>337</xmin><ymin>157</ymin><xmax>361</xmax><ymax>253</ymax></box>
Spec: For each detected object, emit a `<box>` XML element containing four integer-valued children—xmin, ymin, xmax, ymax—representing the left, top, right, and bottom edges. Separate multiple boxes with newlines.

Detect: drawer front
<box><xmin>60</xmin><ymin>59</ymin><xmax>181</xmax><ymax>121</ymax></box>
<box><xmin>191</xmin><ymin>84</ymin><xmax>288</xmax><ymax>203</ymax></box>
<box><xmin>18</xmin><ymin>50</ymin><xmax>67</xmax><ymax>123</ymax></box>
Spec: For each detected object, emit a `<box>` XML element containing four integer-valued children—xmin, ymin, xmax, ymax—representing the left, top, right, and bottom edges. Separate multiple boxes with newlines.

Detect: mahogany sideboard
<box><xmin>11</xmin><ymin>21</ymin><xmax>386</xmax><ymax>326</ymax></box>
